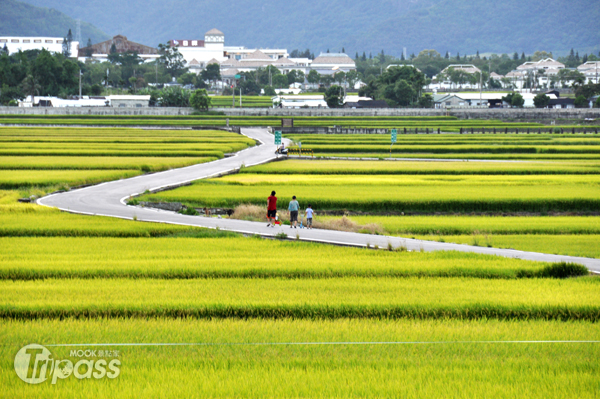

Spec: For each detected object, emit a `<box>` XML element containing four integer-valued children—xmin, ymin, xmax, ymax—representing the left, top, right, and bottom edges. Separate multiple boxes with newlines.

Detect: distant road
<box><xmin>38</xmin><ymin>127</ymin><xmax>600</xmax><ymax>273</ymax></box>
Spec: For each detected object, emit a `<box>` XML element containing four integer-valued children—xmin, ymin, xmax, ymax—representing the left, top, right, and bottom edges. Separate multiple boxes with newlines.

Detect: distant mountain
<box><xmin>0</xmin><ymin>0</ymin><xmax>108</xmax><ymax>44</ymax></box>
<box><xmin>15</xmin><ymin>0</ymin><xmax>600</xmax><ymax>57</ymax></box>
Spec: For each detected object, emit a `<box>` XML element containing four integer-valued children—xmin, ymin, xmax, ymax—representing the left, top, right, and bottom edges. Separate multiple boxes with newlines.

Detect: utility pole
<box><xmin>479</xmin><ymin>71</ymin><xmax>482</xmax><ymax>106</ymax></box>
<box><xmin>79</xmin><ymin>69</ymin><xmax>82</xmax><ymax>98</ymax></box>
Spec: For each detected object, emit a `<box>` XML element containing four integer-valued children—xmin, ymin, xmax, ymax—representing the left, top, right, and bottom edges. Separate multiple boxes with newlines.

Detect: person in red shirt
<box><xmin>267</xmin><ymin>191</ymin><xmax>277</xmax><ymax>227</ymax></box>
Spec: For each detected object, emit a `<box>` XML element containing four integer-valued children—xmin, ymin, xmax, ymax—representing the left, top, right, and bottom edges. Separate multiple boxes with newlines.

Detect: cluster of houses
<box><xmin>429</xmin><ymin>59</ymin><xmax>600</xmax><ymax>91</ymax></box>
<box><xmin>4</xmin><ymin>31</ymin><xmax>599</xmax><ymax>109</ymax></box>
<box><xmin>73</xmin><ymin>29</ymin><xmax>356</xmax><ymax>85</ymax></box>
<box><xmin>432</xmin><ymin>91</ymin><xmax>581</xmax><ymax>109</ymax></box>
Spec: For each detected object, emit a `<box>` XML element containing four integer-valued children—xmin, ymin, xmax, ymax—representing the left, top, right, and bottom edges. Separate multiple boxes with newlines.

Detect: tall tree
<box><xmin>20</xmin><ymin>74</ymin><xmax>41</xmax><ymax>105</ymax></box>
<box><xmin>85</xmin><ymin>38</ymin><xmax>93</xmax><ymax>57</ymax></box>
<box><xmin>324</xmin><ymin>85</ymin><xmax>344</xmax><ymax>108</ymax></box>
<box><xmin>157</xmin><ymin>43</ymin><xmax>187</xmax><ymax>78</ymax></box>
<box><xmin>62</xmin><ymin>29</ymin><xmax>73</xmax><ymax>57</ymax></box>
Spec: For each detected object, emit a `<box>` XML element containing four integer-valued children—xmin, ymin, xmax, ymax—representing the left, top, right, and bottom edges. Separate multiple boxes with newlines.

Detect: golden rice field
<box><xmin>1</xmin><ymin>125</ymin><xmax>599</xmax><ymax>397</ymax></box>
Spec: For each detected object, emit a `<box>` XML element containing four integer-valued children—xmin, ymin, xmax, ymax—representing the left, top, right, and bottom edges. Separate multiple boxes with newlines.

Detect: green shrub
<box><xmin>178</xmin><ymin>207</ymin><xmax>199</xmax><ymax>216</ymax></box>
<box><xmin>538</xmin><ymin>262</ymin><xmax>588</xmax><ymax>278</ymax></box>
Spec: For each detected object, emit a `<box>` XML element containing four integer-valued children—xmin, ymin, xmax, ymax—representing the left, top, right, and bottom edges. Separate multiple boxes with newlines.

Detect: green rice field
<box><xmin>3</xmin><ymin>319</ymin><xmax>598</xmax><ymax>398</ymax></box>
<box><xmin>286</xmin><ymin>133</ymin><xmax>600</xmax><ymax>159</ymax></box>
<box><xmin>0</xmin><ymin>127</ymin><xmax>253</xmax><ymax>193</ymax></box>
<box><xmin>1</xmin><ymin>123</ymin><xmax>598</xmax><ymax>397</ymax></box>
<box><xmin>141</xmin><ymin>173</ymin><xmax>600</xmax><ymax>213</ymax></box>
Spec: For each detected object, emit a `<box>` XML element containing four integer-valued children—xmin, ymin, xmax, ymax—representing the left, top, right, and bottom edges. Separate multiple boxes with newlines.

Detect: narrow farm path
<box><xmin>38</xmin><ymin>128</ymin><xmax>600</xmax><ymax>273</ymax></box>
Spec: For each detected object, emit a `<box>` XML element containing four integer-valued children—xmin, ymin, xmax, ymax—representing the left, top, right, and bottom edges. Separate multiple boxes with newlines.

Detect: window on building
<box><xmin>34</xmin><ymin>40</ymin><xmax>42</xmax><ymax>43</ymax></box>
<box><xmin>0</xmin><ymin>39</ymin><xmax>7</xmax><ymax>43</ymax></box>
<box><xmin>11</xmin><ymin>39</ymin><xmax>19</xmax><ymax>43</ymax></box>
<box><xmin>45</xmin><ymin>40</ymin><xmax>53</xmax><ymax>43</ymax></box>
<box><xmin>136</xmin><ymin>104</ymin><xmax>142</xmax><ymax>107</ymax></box>
<box><xmin>57</xmin><ymin>40</ymin><xmax>63</xmax><ymax>44</ymax></box>
<box><xmin>118</xmin><ymin>104</ymin><xmax>126</xmax><ymax>107</ymax></box>
<box><xmin>22</xmin><ymin>39</ymin><xmax>30</xmax><ymax>43</ymax></box>
<box><xmin>192</xmin><ymin>41</ymin><xmax>198</xmax><ymax>46</ymax></box>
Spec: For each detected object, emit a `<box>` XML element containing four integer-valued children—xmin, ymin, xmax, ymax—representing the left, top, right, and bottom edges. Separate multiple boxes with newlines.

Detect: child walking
<box><xmin>305</xmin><ymin>204</ymin><xmax>314</xmax><ymax>229</ymax></box>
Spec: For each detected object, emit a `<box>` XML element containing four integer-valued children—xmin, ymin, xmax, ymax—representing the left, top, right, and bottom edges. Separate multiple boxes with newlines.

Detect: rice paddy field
<box><xmin>1</xmin><ymin>123</ymin><xmax>599</xmax><ymax>397</ymax></box>
<box><xmin>0</xmin><ymin>127</ymin><xmax>254</xmax><ymax>194</ymax></box>
<box><xmin>286</xmin><ymin>132</ymin><xmax>600</xmax><ymax>159</ymax></box>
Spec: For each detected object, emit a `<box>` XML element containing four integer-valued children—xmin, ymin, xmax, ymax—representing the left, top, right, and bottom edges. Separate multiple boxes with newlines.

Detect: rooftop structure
<box><xmin>516</xmin><ymin>58</ymin><xmax>565</xmax><ymax>71</ymax></box>
<box><xmin>440</xmin><ymin>64</ymin><xmax>481</xmax><ymax>74</ymax></box>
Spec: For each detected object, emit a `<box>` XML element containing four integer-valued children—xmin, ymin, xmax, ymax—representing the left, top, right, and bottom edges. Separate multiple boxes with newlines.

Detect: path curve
<box><xmin>38</xmin><ymin>128</ymin><xmax>600</xmax><ymax>273</ymax></box>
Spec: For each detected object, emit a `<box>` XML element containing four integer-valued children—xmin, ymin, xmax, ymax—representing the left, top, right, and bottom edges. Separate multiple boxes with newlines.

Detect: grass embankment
<box><xmin>2</xmin><ymin>319</ymin><xmax>598</xmax><ymax>398</ymax></box>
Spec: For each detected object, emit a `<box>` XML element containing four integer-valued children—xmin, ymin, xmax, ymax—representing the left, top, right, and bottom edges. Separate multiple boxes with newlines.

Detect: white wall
<box><xmin>0</xmin><ymin>37</ymin><xmax>79</xmax><ymax>56</ymax></box>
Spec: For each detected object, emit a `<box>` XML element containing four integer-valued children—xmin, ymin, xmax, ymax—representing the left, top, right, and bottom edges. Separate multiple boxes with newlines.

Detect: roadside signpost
<box><xmin>275</xmin><ymin>130</ymin><xmax>282</xmax><ymax>145</ymax></box>
<box><xmin>390</xmin><ymin>129</ymin><xmax>397</xmax><ymax>158</ymax></box>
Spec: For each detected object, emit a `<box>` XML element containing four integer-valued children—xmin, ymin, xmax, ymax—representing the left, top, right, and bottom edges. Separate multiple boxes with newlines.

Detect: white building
<box><xmin>18</xmin><ymin>95</ymin><xmax>107</xmax><ymax>107</ymax></box>
<box><xmin>0</xmin><ymin>36</ymin><xmax>79</xmax><ymax>56</ymax></box>
<box><xmin>170</xmin><ymin>29</ymin><xmax>228</xmax><ymax>68</ymax></box>
<box><xmin>577</xmin><ymin>61</ymin><xmax>600</xmax><ymax>84</ymax></box>
<box><xmin>309</xmin><ymin>53</ymin><xmax>356</xmax><ymax>75</ymax></box>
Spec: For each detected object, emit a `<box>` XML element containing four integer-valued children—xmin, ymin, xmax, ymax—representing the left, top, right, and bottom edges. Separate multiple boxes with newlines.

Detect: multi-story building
<box><xmin>0</xmin><ymin>36</ymin><xmax>79</xmax><ymax>56</ymax></box>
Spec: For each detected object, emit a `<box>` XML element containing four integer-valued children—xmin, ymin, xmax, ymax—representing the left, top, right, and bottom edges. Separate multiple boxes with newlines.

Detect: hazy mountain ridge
<box><xmin>13</xmin><ymin>0</ymin><xmax>600</xmax><ymax>56</ymax></box>
<box><xmin>0</xmin><ymin>0</ymin><xmax>108</xmax><ymax>44</ymax></box>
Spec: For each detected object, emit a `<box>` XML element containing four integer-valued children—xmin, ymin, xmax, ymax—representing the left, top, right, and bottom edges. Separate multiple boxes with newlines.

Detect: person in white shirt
<box><xmin>305</xmin><ymin>204</ymin><xmax>314</xmax><ymax>229</ymax></box>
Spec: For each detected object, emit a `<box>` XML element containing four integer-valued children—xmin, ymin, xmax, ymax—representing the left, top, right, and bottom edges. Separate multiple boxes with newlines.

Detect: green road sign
<box><xmin>391</xmin><ymin>129</ymin><xmax>397</xmax><ymax>143</ymax></box>
<box><xmin>275</xmin><ymin>130</ymin><xmax>282</xmax><ymax>145</ymax></box>
<box><xmin>234</xmin><ymin>74</ymin><xmax>241</xmax><ymax>79</ymax></box>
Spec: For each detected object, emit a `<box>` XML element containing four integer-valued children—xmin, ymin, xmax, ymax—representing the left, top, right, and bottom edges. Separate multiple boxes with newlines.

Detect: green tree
<box><xmin>393</xmin><ymin>79</ymin><xmax>415</xmax><ymax>106</ymax></box>
<box><xmin>62</xmin><ymin>29</ymin><xmax>73</xmax><ymax>57</ymax></box>
<box><xmin>307</xmin><ymin>70</ymin><xmax>320</xmax><ymax>85</ymax></box>
<box><xmin>85</xmin><ymin>38</ymin><xmax>93</xmax><ymax>57</ymax></box>
<box><xmin>574</xmin><ymin>95</ymin><xmax>588</xmax><ymax>108</ymax></box>
<box><xmin>158</xmin><ymin>43</ymin><xmax>188</xmax><ymax>78</ymax></box>
<box><xmin>511</xmin><ymin>93</ymin><xmax>525</xmax><ymax>107</ymax></box>
<box><xmin>533</xmin><ymin>93</ymin><xmax>550</xmax><ymax>108</ymax></box>
<box><xmin>189</xmin><ymin>88</ymin><xmax>211</xmax><ymax>111</ymax></box>
<box><xmin>20</xmin><ymin>74</ymin><xmax>41</xmax><ymax>104</ymax></box>
<box><xmin>177</xmin><ymin>72</ymin><xmax>197</xmax><ymax>87</ymax></box>
<box><xmin>345</xmin><ymin>70</ymin><xmax>360</xmax><ymax>90</ymax></box>
<box><xmin>417</xmin><ymin>93</ymin><xmax>434</xmax><ymax>108</ymax></box>
<box><xmin>324</xmin><ymin>85</ymin><xmax>344</xmax><ymax>108</ymax></box>
<box><xmin>595</xmin><ymin>97</ymin><xmax>600</xmax><ymax>108</ymax></box>
<box><xmin>263</xmin><ymin>85</ymin><xmax>276</xmax><ymax>96</ymax></box>
<box><xmin>200</xmin><ymin>63</ymin><xmax>221</xmax><ymax>86</ymax></box>
<box><xmin>272</xmin><ymin>74</ymin><xmax>289</xmax><ymax>88</ymax></box>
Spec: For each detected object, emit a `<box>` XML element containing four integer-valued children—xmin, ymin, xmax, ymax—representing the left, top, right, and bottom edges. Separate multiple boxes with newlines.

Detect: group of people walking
<box><xmin>266</xmin><ymin>191</ymin><xmax>314</xmax><ymax>229</ymax></box>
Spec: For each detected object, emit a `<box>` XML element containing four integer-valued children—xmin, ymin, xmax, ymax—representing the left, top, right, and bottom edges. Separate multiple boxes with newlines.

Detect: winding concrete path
<box><xmin>38</xmin><ymin>128</ymin><xmax>600</xmax><ymax>273</ymax></box>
